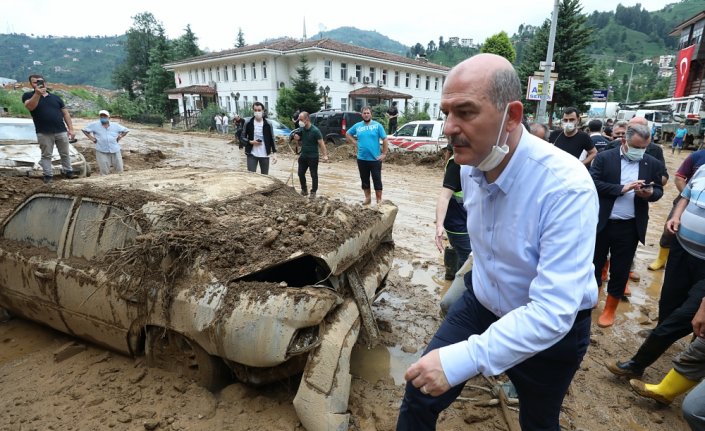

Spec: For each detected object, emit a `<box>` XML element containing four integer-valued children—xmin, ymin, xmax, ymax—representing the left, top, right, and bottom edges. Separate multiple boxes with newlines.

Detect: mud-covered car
<box><xmin>0</xmin><ymin>168</ymin><xmax>396</xmax><ymax>430</ymax></box>
<box><xmin>0</xmin><ymin>117</ymin><xmax>89</xmax><ymax>177</ymax></box>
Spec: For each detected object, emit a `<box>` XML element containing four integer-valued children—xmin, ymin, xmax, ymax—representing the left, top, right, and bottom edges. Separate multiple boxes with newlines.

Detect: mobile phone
<box><xmin>36</xmin><ymin>79</ymin><xmax>45</xmax><ymax>87</ymax></box>
<box><xmin>256</xmin><ymin>139</ymin><xmax>262</xmax><ymax>142</ymax></box>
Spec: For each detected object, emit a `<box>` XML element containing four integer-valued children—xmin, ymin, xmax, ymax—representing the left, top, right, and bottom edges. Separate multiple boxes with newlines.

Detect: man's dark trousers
<box><xmin>593</xmin><ymin>219</ymin><xmax>639</xmax><ymax>297</ymax></box>
<box><xmin>396</xmin><ymin>274</ymin><xmax>591</xmax><ymax>431</ymax></box>
<box><xmin>298</xmin><ymin>156</ymin><xmax>319</xmax><ymax>193</ymax></box>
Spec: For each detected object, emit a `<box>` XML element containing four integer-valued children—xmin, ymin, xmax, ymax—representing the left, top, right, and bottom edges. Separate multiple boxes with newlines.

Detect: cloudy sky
<box><xmin>3</xmin><ymin>0</ymin><xmax>677</xmax><ymax>51</ymax></box>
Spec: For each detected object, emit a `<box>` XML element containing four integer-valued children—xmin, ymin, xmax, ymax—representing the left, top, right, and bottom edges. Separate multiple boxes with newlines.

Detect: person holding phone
<box><xmin>242</xmin><ymin>102</ymin><xmax>277</xmax><ymax>174</ymax></box>
<box><xmin>22</xmin><ymin>74</ymin><xmax>76</xmax><ymax>183</ymax></box>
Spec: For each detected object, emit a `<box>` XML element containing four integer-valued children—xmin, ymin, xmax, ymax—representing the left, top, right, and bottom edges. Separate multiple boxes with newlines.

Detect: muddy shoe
<box><xmin>629</xmin><ymin>379</ymin><xmax>672</xmax><ymax>405</ymax></box>
<box><xmin>606</xmin><ymin>360</ymin><xmax>644</xmax><ymax>379</ymax></box>
<box><xmin>43</xmin><ymin>175</ymin><xmax>53</xmax><ymax>184</ymax></box>
<box><xmin>309</xmin><ymin>192</ymin><xmax>316</xmax><ymax>200</ymax></box>
<box><xmin>300</xmin><ymin>189</ymin><xmax>308</xmax><ymax>196</ymax></box>
<box><xmin>63</xmin><ymin>170</ymin><xmax>77</xmax><ymax>179</ymax></box>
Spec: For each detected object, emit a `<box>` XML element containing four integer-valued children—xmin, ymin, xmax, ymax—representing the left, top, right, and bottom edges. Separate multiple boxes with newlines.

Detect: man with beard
<box><xmin>549</xmin><ymin>106</ymin><xmax>597</xmax><ymax>167</ymax></box>
<box><xmin>396</xmin><ymin>54</ymin><xmax>598</xmax><ymax>431</ymax></box>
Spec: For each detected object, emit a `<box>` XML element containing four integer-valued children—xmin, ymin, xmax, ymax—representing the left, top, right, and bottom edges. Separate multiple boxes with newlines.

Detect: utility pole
<box><xmin>537</xmin><ymin>0</ymin><xmax>559</xmax><ymax>124</ymax></box>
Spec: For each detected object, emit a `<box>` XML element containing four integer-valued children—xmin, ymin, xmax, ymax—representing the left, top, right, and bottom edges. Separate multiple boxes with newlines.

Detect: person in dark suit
<box><xmin>590</xmin><ymin>123</ymin><xmax>664</xmax><ymax>328</ymax></box>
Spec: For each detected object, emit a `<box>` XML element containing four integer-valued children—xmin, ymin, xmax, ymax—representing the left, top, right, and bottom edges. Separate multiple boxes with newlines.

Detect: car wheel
<box><xmin>145</xmin><ymin>327</ymin><xmax>229</xmax><ymax>391</ymax></box>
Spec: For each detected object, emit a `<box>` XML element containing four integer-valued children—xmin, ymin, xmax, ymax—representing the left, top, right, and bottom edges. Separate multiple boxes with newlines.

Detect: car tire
<box><xmin>145</xmin><ymin>327</ymin><xmax>229</xmax><ymax>391</ymax></box>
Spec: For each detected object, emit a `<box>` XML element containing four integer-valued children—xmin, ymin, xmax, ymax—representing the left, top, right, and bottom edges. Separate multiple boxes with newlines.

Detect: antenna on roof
<box><xmin>303</xmin><ymin>17</ymin><xmax>307</xmax><ymax>42</ymax></box>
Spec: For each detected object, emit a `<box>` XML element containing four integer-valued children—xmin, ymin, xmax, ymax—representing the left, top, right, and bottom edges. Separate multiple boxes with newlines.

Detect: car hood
<box><xmin>0</xmin><ymin>142</ymin><xmax>82</xmax><ymax>164</ymax></box>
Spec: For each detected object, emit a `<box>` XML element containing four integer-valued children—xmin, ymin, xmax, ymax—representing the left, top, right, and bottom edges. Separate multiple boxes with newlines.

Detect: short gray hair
<box><xmin>626</xmin><ymin>124</ymin><xmax>651</xmax><ymax>143</ymax></box>
<box><xmin>487</xmin><ymin>68</ymin><xmax>521</xmax><ymax>112</ymax></box>
<box><xmin>614</xmin><ymin>120</ymin><xmax>629</xmax><ymax>130</ymax></box>
<box><xmin>529</xmin><ymin>122</ymin><xmax>549</xmax><ymax>139</ymax></box>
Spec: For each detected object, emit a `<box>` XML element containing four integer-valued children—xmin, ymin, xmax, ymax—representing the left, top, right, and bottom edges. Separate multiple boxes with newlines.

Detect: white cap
<box><xmin>98</xmin><ymin>110</ymin><xmax>110</xmax><ymax>117</ymax></box>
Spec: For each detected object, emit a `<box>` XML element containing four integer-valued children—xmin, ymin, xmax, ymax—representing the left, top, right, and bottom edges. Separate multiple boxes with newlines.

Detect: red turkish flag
<box><xmin>675</xmin><ymin>45</ymin><xmax>695</xmax><ymax>98</ymax></box>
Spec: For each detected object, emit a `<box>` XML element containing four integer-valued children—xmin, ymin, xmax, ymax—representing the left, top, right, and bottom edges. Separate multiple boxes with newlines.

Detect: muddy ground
<box><xmin>0</xmin><ymin>121</ymin><xmax>696</xmax><ymax>431</ymax></box>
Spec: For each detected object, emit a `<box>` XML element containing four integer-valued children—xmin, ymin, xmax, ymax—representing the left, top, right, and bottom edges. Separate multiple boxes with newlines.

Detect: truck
<box><xmin>661</xmin><ymin>116</ymin><xmax>705</xmax><ymax>150</ymax></box>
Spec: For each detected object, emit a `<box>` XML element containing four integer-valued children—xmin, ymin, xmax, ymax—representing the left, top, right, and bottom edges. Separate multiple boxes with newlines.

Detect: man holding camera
<box><xmin>22</xmin><ymin>74</ymin><xmax>76</xmax><ymax>183</ymax></box>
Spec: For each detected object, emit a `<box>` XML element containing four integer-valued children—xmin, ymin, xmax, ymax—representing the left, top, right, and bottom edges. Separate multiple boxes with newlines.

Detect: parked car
<box><xmin>309</xmin><ymin>110</ymin><xmax>364</xmax><ymax>145</ymax></box>
<box><xmin>241</xmin><ymin>117</ymin><xmax>292</xmax><ymax>137</ymax></box>
<box><xmin>0</xmin><ymin>117</ymin><xmax>89</xmax><ymax>177</ymax></box>
<box><xmin>0</xmin><ymin>168</ymin><xmax>396</xmax><ymax>430</ymax></box>
<box><xmin>388</xmin><ymin>120</ymin><xmax>447</xmax><ymax>153</ymax></box>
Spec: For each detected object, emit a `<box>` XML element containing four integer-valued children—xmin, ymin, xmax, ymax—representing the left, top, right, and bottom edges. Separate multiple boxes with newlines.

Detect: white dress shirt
<box><xmin>439</xmin><ymin>128</ymin><xmax>599</xmax><ymax>386</ymax></box>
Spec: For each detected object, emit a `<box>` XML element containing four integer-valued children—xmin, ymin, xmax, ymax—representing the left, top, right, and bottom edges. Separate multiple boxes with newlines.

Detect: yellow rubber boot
<box><xmin>648</xmin><ymin>247</ymin><xmax>669</xmax><ymax>271</ymax></box>
<box><xmin>629</xmin><ymin>369</ymin><xmax>698</xmax><ymax>405</ymax></box>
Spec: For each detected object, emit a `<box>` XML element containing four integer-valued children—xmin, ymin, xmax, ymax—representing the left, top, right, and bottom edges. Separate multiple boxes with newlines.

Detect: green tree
<box><xmin>236</xmin><ymin>28</ymin><xmax>246</xmax><ymax>47</ymax></box>
<box><xmin>289</xmin><ymin>56</ymin><xmax>320</xmax><ymax>114</ymax></box>
<box><xmin>481</xmin><ymin>31</ymin><xmax>516</xmax><ymax>63</ymax></box>
<box><xmin>275</xmin><ymin>87</ymin><xmax>297</xmax><ymax>127</ymax></box>
<box><xmin>517</xmin><ymin>0</ymin><xmax>596</xmax><ymax>120</ymax></box>
<box><xmin>112</xmin><ymin>12</ymin><xmax>165</xmax><ymax>98</ymax></box>
<box><xmin>173</xmin><ymin>24</ymin><xmax>202</xmax><ymax>60</ymax></box>
<box><xmin>144</xmin><ymin>28</ymin><xmax>175</xmax><ymax>118</ymax></box>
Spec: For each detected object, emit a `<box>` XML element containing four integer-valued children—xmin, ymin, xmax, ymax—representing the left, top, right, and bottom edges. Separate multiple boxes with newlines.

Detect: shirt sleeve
<box><xmin>378</xmin><ymin>124</ymin><xmax>387</xmax><ymax>139</ymax></box>
<box><xmin>438</xmin><ymin>185</ymin><xmax>598</xmax><ymax>384</ymax></box>
<box><xmin>348</xmin><ymin>123</ymin><xmax>358</xmax><ymax>137</ymax></box>
<box><xmin>582</xmin><ymin>134</ymin><xmax>595</xmax><ymax>151</ymax></box>
<box><xmin>677</xmin><ymin>155</ymin><xmax>695</xmax><ymax>179</ymax></box>
<box><xmin>81</xmin><ymin>122</ymin><xmax>96</xmax><ymax>134</ymax></box>
<box><xmin>442</xmin><ymin>159</ymin><xmax>462</xmax><ymax>192</ymax></box>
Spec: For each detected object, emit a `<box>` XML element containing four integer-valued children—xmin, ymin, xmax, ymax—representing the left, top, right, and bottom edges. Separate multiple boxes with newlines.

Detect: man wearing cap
<box><xmin>82</xmin><ymin>110</ymin><xmax>129</xmax><ymax>175</ymax></box>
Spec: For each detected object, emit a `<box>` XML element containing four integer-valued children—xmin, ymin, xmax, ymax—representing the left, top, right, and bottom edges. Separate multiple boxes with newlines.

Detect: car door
<box><xmin>0</xmin><ymin>195</ymin><xmax>74</xmax><ymax>333</ymax></box>
<box><xmin>54</xmin><ymin>199</ymin><xmax>142</xmax><ymax>354</ymax></box>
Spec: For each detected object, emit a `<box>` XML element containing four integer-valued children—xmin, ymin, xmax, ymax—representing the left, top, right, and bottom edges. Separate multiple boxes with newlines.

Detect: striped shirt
<box><xmin>678</xmin><ymin>165</ymin><xmax>705</xmax><ymax>259</ymax></box>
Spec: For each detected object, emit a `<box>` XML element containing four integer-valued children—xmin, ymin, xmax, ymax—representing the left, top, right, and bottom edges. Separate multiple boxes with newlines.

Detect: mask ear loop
<box><xmin>494</xmin><ymin>103</ymin><xmax>511</xmax><ymax>149</ymax></box>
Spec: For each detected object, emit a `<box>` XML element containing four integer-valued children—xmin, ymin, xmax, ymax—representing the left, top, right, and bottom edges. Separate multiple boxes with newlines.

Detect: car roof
<box><xmin>61</xmin><ymin>168</ymin><xmax>284</xmax><ymax>206</ymax></box>
<box><xmin>0</xmin><ymin>118</ymin><xmax>34</xmax><ymax>125</ymax></box>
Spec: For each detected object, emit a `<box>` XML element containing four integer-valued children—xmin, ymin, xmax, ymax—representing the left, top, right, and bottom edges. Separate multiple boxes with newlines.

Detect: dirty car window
<box><xmin>0</xmin><ymin>122</ymin><xmax>37</xmax><ymax>142</ymax></box>
<box><xmin>2</xmin><ymin>196</ymin><xmax>72</xmax><ymax>251</ymax></box>
<box><xmin>69</xmin><ymin>201</ymin><xmax>139</xmax><ymax>260</ymax></box>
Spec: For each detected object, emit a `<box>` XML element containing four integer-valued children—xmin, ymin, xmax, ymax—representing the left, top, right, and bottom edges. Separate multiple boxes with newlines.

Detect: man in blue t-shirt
<box><xmin>345</xmin><ymin>106</ymin><xmax>389</xmax><ymax>205</ymax></box>
<box><xmin>673</xmin><ymin>123</ymin><xmax>688</xmax><ymax>154</ymax></box>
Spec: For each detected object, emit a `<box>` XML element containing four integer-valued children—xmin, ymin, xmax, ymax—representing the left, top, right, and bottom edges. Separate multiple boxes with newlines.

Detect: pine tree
<box><xmin>173</xmin><ymin>24</ymin><xmax>202</xmax><ymax>60</ymax></box>
<box><xmin>145</xmin><ymin>28</ymin><xmax>175</xmax><ymax>117</ymax></box>
<box><xmin>112</xmin><ymin>12</ymin><xmax>165</xmax><ymax>98</ymax></box>
<box><xmin>236</xmin><ymin>28</ymin><xmax>246</xmax><ymax>48</ymax></box>
<box><xmin>289</xmin><ymin>56</ymin><xmax>321</xmax><ymax>114</ymax></box>
<box><xmin>481</xmin><ymin>31</ymin><xmax>516</xmax><ymax>63</ymax></box>
<box><xmin>517</xmin><ymin>0</ymin><xmax>596</xmax><ymax>119</ymax></box>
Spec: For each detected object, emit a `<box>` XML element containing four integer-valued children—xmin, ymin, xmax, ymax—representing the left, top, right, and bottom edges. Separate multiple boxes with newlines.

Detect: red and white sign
<box><xmin>675</xmin><ymin>45</ymin><xmax>695</xmax><ymax>98</ymax></box>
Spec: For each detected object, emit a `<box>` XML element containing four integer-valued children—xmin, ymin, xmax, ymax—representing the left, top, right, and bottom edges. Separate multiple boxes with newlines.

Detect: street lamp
<box><xmin>616</xmin><ymin>60</ymin><xmax>637</xmax><ymax>104</ymax></box>
<box><xmin>319</xmin><ymin>85</ymin><xmax>330</xmax><ymax>109</ymax></box>
<box><xmin>232</xmin><ymin>92</ymin><xmax>240</xmax><ymax>114</ymax></box>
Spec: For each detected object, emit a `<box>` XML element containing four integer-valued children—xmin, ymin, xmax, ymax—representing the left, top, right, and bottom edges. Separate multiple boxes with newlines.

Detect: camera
<box><xmin>36</xmin><ymin>79</ymin><xmax>45</xmax><ymax>88</ymax></box>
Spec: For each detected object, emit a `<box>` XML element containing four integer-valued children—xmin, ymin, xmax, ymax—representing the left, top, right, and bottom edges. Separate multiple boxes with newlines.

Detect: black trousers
<box><xmin>657</xmin><ymin>238</ymin><xmax>705</xmax><ymax>328</ymax></box>
<box><xmin>297</xmin><ymin>156</ymin><xmax>319</xmax><ymax>193</ymax></box>
<box><xmin>357</xmin><ymin>159</ymin><xmax>383</xmax><ymax>191</ymax></box>
<box><xmin>593</xmin><ymin>219</ymin><xmax>639</xmax><ymax>298</ymax></box>
<box><xmin>397</xmin><ymin>279</ymin><xmax>591</xmax><ymax>431</ymax></box>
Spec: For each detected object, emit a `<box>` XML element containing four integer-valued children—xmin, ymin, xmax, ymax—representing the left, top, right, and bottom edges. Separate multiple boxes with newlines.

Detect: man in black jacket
<box><xmin>242</xmin><ymin>102</ymin><xmax>277</xmax><ymax>174</ymax></box>
<box><xmin>590</xmin><ymin>123</ymin><xmax>664</xmax><ymax>328</ymax></box>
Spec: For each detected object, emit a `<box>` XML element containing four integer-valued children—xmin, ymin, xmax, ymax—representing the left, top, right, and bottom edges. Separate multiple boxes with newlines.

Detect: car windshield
<box><xmin>0</xmin><ymin>122</ymin><xmax>37</xmax><ymax>142</ymax></box>
<box><xmin>653</xmin><ymin>112</ymin><xmax>673</xmax><ymax>123</ymax></box>
<box><xmin>394</xmin><ymin>124</ymin><xmax>416</xmax><ymax>137</ymax></box>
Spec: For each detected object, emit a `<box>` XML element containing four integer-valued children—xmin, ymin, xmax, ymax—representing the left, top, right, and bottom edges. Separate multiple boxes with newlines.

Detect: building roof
<box><xmin>164</xmin><ymin>38</ymin><xmax>450</xmax><ymax>73</ymax></box>
<box><xmin>164</xmin><ymin>85</ymin><xmax>217</xmax><ymax>95</ymax></box>
<box><xmin>348</xmin><ymin>86</ymin><xmax>413</xmax><ymax>99</ymax></box>
<box><xmin>669</xmin><ymin>10</ymin><xmax>705</xmax><ymax>36</ymax></box>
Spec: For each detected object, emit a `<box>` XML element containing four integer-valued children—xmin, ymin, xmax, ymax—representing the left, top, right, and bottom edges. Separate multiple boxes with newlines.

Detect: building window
<box><xmin>188</xmin><ymin>70</ymin><xmax>193</xmax><ymax>84</ymax></box>
<box><xmin>242</xmin><ymin>64</ymin><xmax>247</xmax><ymax>80</ymax></box>
<box><xmin>425</xmin><ymin>75</ymin><xmax>430</xmax><ymax>90</ymax></box>
<box><xmin>405</xmin><ymin>72</ymin><xmax>410</xmax><ymax>88</ymax></box>
<box><xmin>355</xmin><ymin>65</ymin><xmax>362</xmax><ymax>81</ymax></box>
<box><xmin>416</xmin><ymin>74</ymin><xmax>420</xmax><ymax>89</ymax></box>
<box><xmin>394</xmin><ymin>71</ymin><xmax>400</xmax><ymax>87</ymax></box>
<box><xmin>262</xmin><ymin>61</ymin><xmax>267</xmax><ymax>79</ymax></box>
<box><xmin>251</xmin><ymin>62</ymin><xmax>257</xmax><ymax>80</ymax></box>
<box><xmin>208</xmin><ymin>68</ymin><xmax>213</xmax><ymax>82</ymax></box>
<box><xmin>324</xmin><ymin>60</ymin><xmax>332</xmax><ymax>79</ymax></box>
<box><xmin>340</xmin><ymin>63</ymin><xmax>348</xmax><ymax>81</ymax></box>
<box><xmin>369</xmin><ymin>67</ymin><xmax>376</xmax><ymax>83</ymax></box>
<box><xmin>434</xmin><ymin>77</ymin><xmax>439</xmax><ymax>90</ymax></box>
<box><xmin>433</xmin><ymin>103</ymin><xmax>438</xmax><ymax>118</ymax></box>
<box><xmin>341</xmin><ymin>98</ymin><xmax>347</xmax><ymax>111</ymax></box>
<box><xmin>219</xmin><ymin>96</ymin><xmax>224</xmax><ymax>107</ymax></box>
<box><xmin>264</xmin><ymin>96</ymin><xmax>269</xmax><ymax>110</ymax></box>
<box><xmin>232</xmin><ymin>65</ymin><xmax>237</xmax><ymax>81</ymax></box>
<box><xmin>226</xmin><ymin>96</ymin><xmax>231</xmax><ymax>112</ymax></box>
<box><xmin>382</xmin><ymin>69</ymin><xmax>388</xmax><ymax>85</ymax></box>
<box><xmin>253</xmin><ymin>96</ymin><xmax>258</xmax><ymax>102</ymax></box>
<box><xmin>216</xmin><ymin>67</ymin><xmax>221</xmax><ymax>81</ymax></box>
<box><xmin>243</xmin><ymin>95</ymin><xmax>248</xmax><ymax>106</ymax></box>
<box><xmin>201</xmin><ymin>69</ymin><xmax>206</xmax><ymax>82</ymax></box>
<box><xmin>224</xmin><ymin>66</ymin><xmax>229</xmax><ymax>82</ymax></box>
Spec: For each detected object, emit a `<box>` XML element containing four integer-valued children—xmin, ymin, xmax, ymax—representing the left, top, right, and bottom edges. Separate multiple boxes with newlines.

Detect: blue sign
<box><xmin>592</xmin><ymin>89</ymin><xmax>609</xmax><ymax>101</ymax></box>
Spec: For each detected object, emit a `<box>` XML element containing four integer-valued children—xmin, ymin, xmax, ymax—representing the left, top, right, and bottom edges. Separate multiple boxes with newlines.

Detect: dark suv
<box><xmin>309</xmin><ymin>110</ymin><xmax>363</xmax><ymax>145</ymax></box>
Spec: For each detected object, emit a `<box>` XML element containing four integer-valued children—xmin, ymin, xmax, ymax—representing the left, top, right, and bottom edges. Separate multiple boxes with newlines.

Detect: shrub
<box><xmin>0</xmin><ymin>88</ymin><xmax>30</xmax><ymax>116</ymax></box>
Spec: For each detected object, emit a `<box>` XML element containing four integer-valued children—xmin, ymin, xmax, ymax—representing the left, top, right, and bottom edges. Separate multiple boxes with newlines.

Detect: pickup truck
<box><xmin>388</xmin><ymin>120</ymin><xmax>447</xmax><ymax>153</ymax></box>
<box><xmin>661</xmin><ymin>118</ymin><xmax>705</xmax><ymax>150</ymax></box>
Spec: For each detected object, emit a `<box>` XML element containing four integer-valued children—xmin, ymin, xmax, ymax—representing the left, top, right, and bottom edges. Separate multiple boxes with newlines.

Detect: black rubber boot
<box><xmin>606</xmin><ymin>334</ymin><xmax>672</xmax><ymax>378</ymax></box>
<box><xmin>444</xmin><ymin>246</ymin><xmax>457</xmax><ymax>280</ymax></box>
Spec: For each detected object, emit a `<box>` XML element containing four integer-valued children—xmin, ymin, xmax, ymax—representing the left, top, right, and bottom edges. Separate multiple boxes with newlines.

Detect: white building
<box><xmin>162</xmin><ymin>38</ymin><xmax>450</xmax><ymax>119</ymax></box>
<box><xmin>658</xmin><ymin>55</ymin><xmax>675</xmax><ymax>68</ymax></box>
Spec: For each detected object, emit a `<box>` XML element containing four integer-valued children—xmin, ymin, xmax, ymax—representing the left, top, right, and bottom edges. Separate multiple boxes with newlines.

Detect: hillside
<box><xmin>0</xmin><ymin>34</ymin><xmax>126</xmax><ymax>89</ymax></box>
<box><xmin>309</xmin><ymin>27</ymin><xmax>408</xmax><ymax>56</ymax></box>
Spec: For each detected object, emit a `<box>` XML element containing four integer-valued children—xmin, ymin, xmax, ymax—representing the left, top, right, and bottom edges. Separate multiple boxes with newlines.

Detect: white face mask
<box><xmin>475</xmin><ymin>104</ymin><xmax>511</xmax><ymax>172</ymax></box>
<box><xmin>298</xmin><ymin>121</ymin><xmax>306</xmax><ymax>128</ymax></box>
<box><xmin>254</xmin><ymin>111</ymin><xmax>263</xmax><ymax>119</ymax></box>
<box><xmin>561</xmin><ymin>121</ymin><xmax>576</xmax><ymax>133</ymax></box>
